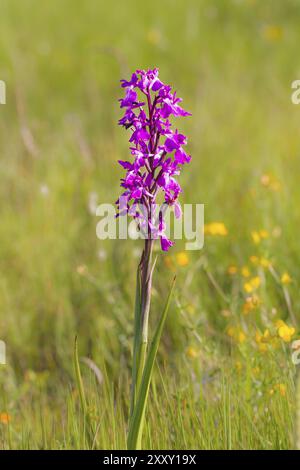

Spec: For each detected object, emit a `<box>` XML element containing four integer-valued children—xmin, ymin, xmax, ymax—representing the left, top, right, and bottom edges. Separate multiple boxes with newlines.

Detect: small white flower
<box><xmin>40</xmin><ymin>184</ymin><xmax>49</xmax><ymax>197</ymax></box>
<box><xmin>97</xmin><ymin>249</ymin><xmax>107</xmax><ymax>261</ymax></box>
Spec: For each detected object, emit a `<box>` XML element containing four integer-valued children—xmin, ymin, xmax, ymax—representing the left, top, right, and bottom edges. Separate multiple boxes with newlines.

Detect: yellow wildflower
<box><xmin>255</xmin><ymin>329</ymin><xmax>271</xmax><ymax>353</ymax></box>
<box><xmin>0</xmin><ymin>412</ymin><xmax>11</xmax><ymax>425</ymax></box>
<box><xmin>250</xmin><ymin>276</ymin><xmax>260</xmax><ymax>288</ymax></box>
<box><xmin>259</xmin><ymin>229</ymin><xmax>269</xmax><ymax>239</ymax></box>
<box><xmin>249</xmin><ymin>255</ymin><xmax>259</xmax><ymax>265</ymax></box>
<box><xmin>244</xmin><ymin>276</ymin><xmax>261</xmax><ymax>293</ymax></box>
<box><xmin>186</xmin><ymin>346</ymin><xmax>198</xmax><ymax>359</ymax></box>
<box><xmin>226</xmin><ymin>326</ymin><xmax>246</xmax><ymax>344</ymax></box>
<box><xmin>227</xmin><ymin>265</ymin><xmax>238</xmax><ymax>275</ymax></box>
<box><xmin>275</xmin><ymin>320</ymin><xmax>295</xmax><ymax>343</ymax></box>
<box><xmin>251</xmin><ymin>231</ymin><xmax>261</xmax><ymax>245</ymax></box>
<box><xmin>261</xmin><ymin>174</ymin><xmax>271</xmax><ymax>187</ymax></box>
<box><xmin>186</xmin><ymin>304</ymin><xmax>195</xmax><ymax>315</ymax></box>
<box><xmin>235</xmin><ymin>361</ymin><xmax>242</xmax><ymax>373</ymax></box>
<box><xmin>204</xmin><ymin>222</ymin><xmax>228</xmax><ymax>236</ymax></box>
<box><xmin>262</xmin><ymin>25</ymin><xmax>283</xmax><ymax>42</ymax></box>
<box><xmin>275</xmin><ymin>319</ymin><xmax>285</xmax><ymax>329</ymax></box>
<box><xmin>241</xmin><ymin>266</ymin><xmax>250</xmax><ymax>278</ymax></box>
<box><xmin>260</xmin><ymin>257</ymin><xmax>271</xmax><ymax>268</ymax></box>
<box><xmin>274</xmin><ymin>383</ymin><xmax>286</xmax><ymax>397</ymax></box>
<box><xmin>243</xmin><ymin>294</ymin><xmax>260</xmax><ymax>315</ymax></box>
<box><xmin>260</xmin><ymin>174</ymin><xmax>281</xmax><ymax>191</ymax></box>
<box><xmin>175</xmin><ymin>252</ymin><xmax>189</xmax><ymax>267</ymax></box>
<box><xmin>251</xmin><ymin>230</ymin><xmax>269</xmax><ymax>245</ymax></box>
<box><xmin>226</xmin><ymin>326</ymin><xmax>235</xmax><ymax>338</ymax></box>
<box><xmin>244</xmin><ymin>282</ymin><xmax>252</xmax><ymax>293</ymax></box>
<box><xmin>281</xmin><ymin>272</ymin><xmax>292</xmax><ymax>285</ymax></box>
<box><xmin>263</xmin><ymin>329</ymin><xmax>270</xmax><ymax>340</ymax></box>
<box><xmin>238</xmin><ymin>330</ymin><xmax>246</xmax><ymax>343</ymax></box>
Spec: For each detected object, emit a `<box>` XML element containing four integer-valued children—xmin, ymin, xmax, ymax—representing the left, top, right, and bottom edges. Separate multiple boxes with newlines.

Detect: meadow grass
<box><xmin>0</xmin><ymin>0</ymin><xmax>300</xmax><ymax>449</ymax></box>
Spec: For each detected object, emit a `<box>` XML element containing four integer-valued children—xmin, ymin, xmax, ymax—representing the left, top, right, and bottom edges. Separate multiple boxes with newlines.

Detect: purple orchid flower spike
<box><xmin>117</xmin><ymin>69</ymin><xmax>191</xmax><ymax>449</ymax></box>
<box><xmin>117</xmin><ymin>68</ymin><xmax>191</xmax><ymax>251</ymax></box>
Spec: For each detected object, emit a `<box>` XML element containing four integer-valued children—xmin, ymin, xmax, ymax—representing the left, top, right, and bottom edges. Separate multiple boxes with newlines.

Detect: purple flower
<box><xmin>117</xmin><ymin>68</ymin><xmax>191</xmax><ymax>251</ymax></box>
<box><xmin>160</xmin><ymin>235</ymin><xmax>174</xmax><ymax>252</ymax></box>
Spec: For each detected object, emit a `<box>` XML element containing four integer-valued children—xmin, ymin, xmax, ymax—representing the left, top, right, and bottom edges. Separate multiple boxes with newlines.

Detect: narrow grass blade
<box><xmin>74</xmin><ymin>336</ymin><xmax>87</xmax><ymax>416</ymax></box>
<box><xmin>74</xmin><ymin>336</ymin><xmax>94</xmax><ymax>447</ymax></box>
<box><xmin>127</xmin><ymin>276</ymin><xmax>176</xmax><ymax>450</ymax></box>
<box><xmin>130</xmin><ymin>265</ymin><xmax>142</xmax><ymax>416</ymax></box>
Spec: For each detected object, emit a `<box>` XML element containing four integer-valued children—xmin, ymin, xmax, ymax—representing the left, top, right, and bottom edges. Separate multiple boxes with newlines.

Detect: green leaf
<box><xmin>130</xmin><ymin>265</ymin><xmax>142</xmax><ymax>415</ymax></box>
<box><xmin>74</xmin><ymin>336</ymin><xmax>94</xmax><ymax>447</ymax></box>
<box><xmin>74</xmin><ymin>335</ymin><xmax>87</xmax><ymax>416</ymax></box>
<box><xmin>127</xmin><ymin>276</ymin><xmax>176</xmax><ymax>450</ymax></box>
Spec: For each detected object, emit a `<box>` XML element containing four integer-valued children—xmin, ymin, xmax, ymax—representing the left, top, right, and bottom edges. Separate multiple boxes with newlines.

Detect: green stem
<box><xmin>127</xmin><ymin>276</ymin><xmax>176</xmax><ymax>449</ymax></box>
<box><xmin>128</xmin><ymin>239</ymin><xmax>154</xmax><ymax>442</ymax></box>
<box><xmin>137</xmin><ymin>239</ymin><xmax>154</xmax><ymax>388</ymax></box>
<box><xmin>130</xmin><ymin>266</ymin><xmax>142</xmax><ymax>416</ymax></box>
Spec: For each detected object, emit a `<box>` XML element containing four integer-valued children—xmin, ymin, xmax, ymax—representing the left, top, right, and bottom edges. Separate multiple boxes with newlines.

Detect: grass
<box><xmin>0</xmin><ymin>0</ymin><xmax>300</xmax><ymax>449</ymax></box>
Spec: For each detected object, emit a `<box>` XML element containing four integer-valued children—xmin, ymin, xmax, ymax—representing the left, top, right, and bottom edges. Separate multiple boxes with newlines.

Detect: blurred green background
<box><xmin>0</xmin><ymin>0</ymin><xmax>300</xmax><ymax>449</ymax></box>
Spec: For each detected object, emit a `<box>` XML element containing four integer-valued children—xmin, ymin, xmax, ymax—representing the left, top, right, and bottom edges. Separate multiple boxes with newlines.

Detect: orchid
<box><xmin>117</xmin><ymin>68</ymin><xmax>191</xmax><ymax>251</ymax></box>
<box><xmin>117</xmin><ymin>68</ymin><xmax>190</xmax><ymax>450</ymax></box>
